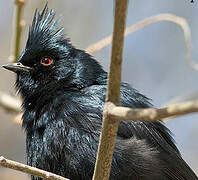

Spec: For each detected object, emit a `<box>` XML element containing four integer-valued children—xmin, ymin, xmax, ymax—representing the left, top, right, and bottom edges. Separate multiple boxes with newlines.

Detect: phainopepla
<box><xmin>3</xmin><ymin>5</ymin><xmax>198</xmax><ymax>180</ymax></box>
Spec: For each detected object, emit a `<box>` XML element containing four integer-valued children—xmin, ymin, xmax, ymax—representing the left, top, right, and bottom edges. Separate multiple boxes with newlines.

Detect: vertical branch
<box><xmin>92</xmin><ymin>1</ymin><xmax>129</xmax><ymax>180</ymax></box>
<box><xmin>9</xmin><ymin>0</ymin><xmax>26</xmax><ymax>62</ymax></box>
<box><xmin>107</xmin><ymin>1</ymin><xmax>128</xmax><ymax>103</ymax></box>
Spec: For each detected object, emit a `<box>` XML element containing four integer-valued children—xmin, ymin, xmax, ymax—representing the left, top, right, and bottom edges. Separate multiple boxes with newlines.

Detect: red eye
<box><xmin>41</xmin><ymin>57</ymin><xmax>53</xmax><ymax>66</ymax></box>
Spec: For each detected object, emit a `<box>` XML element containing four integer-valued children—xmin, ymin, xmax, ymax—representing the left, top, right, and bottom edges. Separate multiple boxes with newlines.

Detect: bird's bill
<box><xmin>2</xmin><ymin>62</ymin><xmax>32</xmax><ymax>73</ymax></box>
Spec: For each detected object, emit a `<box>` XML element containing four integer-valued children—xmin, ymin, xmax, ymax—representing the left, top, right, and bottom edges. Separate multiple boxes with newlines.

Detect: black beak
<box><xmin>2</xmin><ymin>62</ymin><xmax>32</xmax><ymax>73</ymax></box>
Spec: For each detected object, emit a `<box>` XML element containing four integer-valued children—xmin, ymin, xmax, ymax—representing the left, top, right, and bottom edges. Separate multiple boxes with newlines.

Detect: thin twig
<box><xmin>0</xmin><ymin>91</ymin><xmax>21</xmax><ymax>113</ymax></box>
<box><xmin>108</xmin><ymin>101</ymin><xmax>198</xmax><ymax>121</ymax></box>
<box><xmin>0</xmin><ymin>91</ymin><xmax>22</xmax><ymax>125</ymax></box>
<box><xmin>12</xmin><ymin>99</ymin><xmax>198</xmax><ymax>125</ymax></box>
<box><xmin>9</xmin><ymin>0</ymin><xmax>26</xmax><ymax>62</ymax></box>
<box><xmin>92</xmin><ymin>1</ymin><xmax>128</xmax><ymax>180</ymax></box>
<box><xmin>86</xmin><ymin>13</ymin><xmax>197</xmax><ymax>72</ymax></box>
<box><xmin>0</xmin><ymin>0</ymin><xmax>26</xmax><ymax>112</ymax></box>
<box><xmin>0</xmin><ymin>156</ymin><xmax>70</xmax><ymax>180</ymax></box>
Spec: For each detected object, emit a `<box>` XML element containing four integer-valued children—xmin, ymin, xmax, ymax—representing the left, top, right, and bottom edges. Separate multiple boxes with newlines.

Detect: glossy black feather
<box><xmin>15</xmin><ymin>5</ymin><xmax>198</xmax><ymax>180</ymax></box>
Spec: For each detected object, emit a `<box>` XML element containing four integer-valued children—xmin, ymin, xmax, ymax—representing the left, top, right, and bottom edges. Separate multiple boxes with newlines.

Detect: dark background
<box><xmin>0</xmin><ymin>1</ymin><xmax>198</xmax><ymax>179</ymax></box>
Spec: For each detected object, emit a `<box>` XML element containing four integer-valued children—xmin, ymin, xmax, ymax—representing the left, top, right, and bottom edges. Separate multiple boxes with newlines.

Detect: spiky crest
<box><xmin>26</xmin><ymin>4</ymin><xmax>70</xmax><ymax>52</ymax></box>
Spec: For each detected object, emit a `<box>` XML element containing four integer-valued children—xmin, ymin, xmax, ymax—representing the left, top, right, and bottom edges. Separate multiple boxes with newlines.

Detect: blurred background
<box><xmin>0</xmin><ymin>0</ymin><xmax>198</xmax><ymax>179</ymax></box>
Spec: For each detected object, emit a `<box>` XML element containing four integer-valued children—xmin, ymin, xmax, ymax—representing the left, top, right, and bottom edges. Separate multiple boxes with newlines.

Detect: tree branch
<box><xmin>108</xmin><ymin>101</ymin><xmax>198</xmax><ymax>121</ymax></box>
<box><xmin>85</xmin><ymin>13</ymin><xmax>194</xmax><ymax>71</ymax></box>
<box><xmin>92</xmin><ymin>1</ymin><xmax>128</xmax><ymax>180</ymax></box>
<box><xmin>9</xmin><ymin>0</ymin><xmax>26</xmax><ymax>62</ymax></box>
<box><xmin>0</xmin><ymin>156</ymin><xmax>70</xmax><ymax>180</ymax></box>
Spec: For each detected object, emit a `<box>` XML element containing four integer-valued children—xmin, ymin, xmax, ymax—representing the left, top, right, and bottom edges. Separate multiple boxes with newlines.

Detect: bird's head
<box><xmin>3</xmin><ymin>5</ymin><xmax>105</xmax><ymax>98</ymax></box>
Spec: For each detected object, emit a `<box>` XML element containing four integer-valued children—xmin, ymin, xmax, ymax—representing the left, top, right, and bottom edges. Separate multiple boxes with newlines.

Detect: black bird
<box><xmin>3</xmin><ymin>5</ymin><xmax>198</xmax><ymax>180</ymax></box>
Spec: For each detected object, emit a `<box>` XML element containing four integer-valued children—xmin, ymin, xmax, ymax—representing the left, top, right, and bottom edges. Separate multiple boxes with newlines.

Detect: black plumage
<box><xmin>3</xmin><ymin>5</ymin><xmax>198</xmax><ymax>180</ymax></box>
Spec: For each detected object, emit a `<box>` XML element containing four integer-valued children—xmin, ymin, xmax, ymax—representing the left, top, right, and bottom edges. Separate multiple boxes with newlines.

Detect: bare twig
<box><xmin>0</xmin><ymin>0</ymin><xmax>26</xmax><ymax>124</ymax></box>
<box><xmin>85</xmin><ymin>13</ymin><xmax>197</xmax><ymax>72</ymax></box>
<box><xmin>9</xmin><ymin>99</ymin><xmax>198</xmax><ymax>125</ymax></box>
<box><xmin>109</xmin><ymin>101</ymin><xmax>198</xmax><ymax>122</ymax></box>
<box><xmin>9</xmin><ymin>0</ymin><xmax>26</xmax><ymax>62</ymax></box>
<box><xmin>0</xmin><ymin>156</ymin><xmax>70</xmax><ymax>180</ymax></box>
<box><xmin>0</xmin><ymin>91</ymin><xmax>21</xmax><ymax>113</ymax></box>
<box><xmin>12</xmin><ymin>99</ymin><xmax>198</xmax><ymax>125</ymax></box>
<box><xmin>0</xmin><ymin>1</ymin><xmax>26</xmax><ymax>112</ymax></box>
<box><xmin>92</xmin><ymin>1</ymin><xmax>128</xmax><ymax>180</ymax></box>
<box><xmin>0</xmin><ymin>91</ymin><xmax>22</xmax><ymax>125</ymax></box>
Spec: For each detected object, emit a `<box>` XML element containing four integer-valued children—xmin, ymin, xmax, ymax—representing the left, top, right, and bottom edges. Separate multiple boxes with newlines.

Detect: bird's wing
<box><xmin>117</xmin><ymin>83</ymin><xmax>198</xmax><ymax>180</ymax></box>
